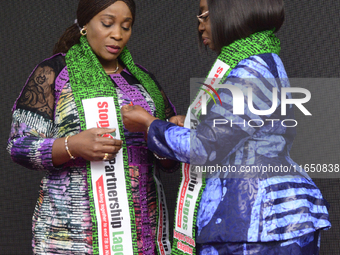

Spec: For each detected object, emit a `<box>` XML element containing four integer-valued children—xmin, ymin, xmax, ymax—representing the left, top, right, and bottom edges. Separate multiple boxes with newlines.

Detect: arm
<box><xmin>123</xmin><ymin>56</ymin><xmax>282</xmax><ymax>165</ymax></box>
<box><xmin>8</xmin><ymin>59</ymin><xmax>63</xmax><ymax>171</ymax></box>
<box><xmin>51</xmin><ymin>128</ymin><xmax>122</xmax><ymax>166</ymax></box>
<box><xmin>8</xmin><ymin>58</ymin><xmax>123</xmax><ymax>171</ymax></box>
<box><xmin>121</xmin><ymin>105</ymin><xmax>192</xmax><ymax>163</ymax></box>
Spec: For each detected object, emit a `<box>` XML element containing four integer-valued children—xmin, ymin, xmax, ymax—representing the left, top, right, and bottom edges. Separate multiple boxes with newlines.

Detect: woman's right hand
<box><xmin>169</xmin><ymin>115</ymin><xmax>186</xmax><ymax>127</ymax></box>
<box><xmin>68</xmin><ymin>128</ymin><xmax>123</xmax><ymax>161</ymax></box>
<box><xmin>52</xmin><ymin>128</ymin><xmax>123</xmax><ymax>166</ymax></box>
<box><xmin>121</xmin><ymin>105</ymin><xmax>157</xmax><ymax>133</ymax></box>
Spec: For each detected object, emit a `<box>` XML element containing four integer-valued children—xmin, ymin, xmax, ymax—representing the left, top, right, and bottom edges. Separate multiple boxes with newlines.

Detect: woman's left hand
<box><xmin>121</xmin><ymin>105</ymin><xmax>157</xmax><ymax>133</ymax></box>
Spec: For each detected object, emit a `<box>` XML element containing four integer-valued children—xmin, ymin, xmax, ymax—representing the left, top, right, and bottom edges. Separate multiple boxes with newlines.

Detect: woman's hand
<box><xmin>52</xmin><ymin>128</ymin><xmax>123</xmax><ymax>166</ymax></box>
<box><xmin>121</xmin><ymin>105</ymin><xmax>157</xmax><ymax>133</ymax></box>
<box><xmin>68</xmin><ymin>128</ymin><xmax>123</xmax><ymax>161</ymax></box>
<box><xmin>169</xmin><ymin>115</ymin><xmax>186</xmax><ymax>127</ymax></box>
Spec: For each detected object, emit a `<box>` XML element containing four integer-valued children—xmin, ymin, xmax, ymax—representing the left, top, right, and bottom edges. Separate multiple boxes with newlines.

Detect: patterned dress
<box><xmin>147</xmin><ymin>53</ymin><xmax>331</xmax><ymax>255</ymax></box>
<box><xmin>7</xmin><ymin>54</ymin><xmax>176</xmax><ymax>254</ymax></box>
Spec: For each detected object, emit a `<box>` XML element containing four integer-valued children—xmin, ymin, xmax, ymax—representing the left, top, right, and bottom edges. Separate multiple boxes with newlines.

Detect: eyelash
<box><xmin>101</xmin><ymin>22</ymin><xmax>130</xmax><ymax>31</ymax></box>
<box><xmin>102</xmin><ymin>22</ymin><xmax>111</xmax><ymax>28</ymax></box>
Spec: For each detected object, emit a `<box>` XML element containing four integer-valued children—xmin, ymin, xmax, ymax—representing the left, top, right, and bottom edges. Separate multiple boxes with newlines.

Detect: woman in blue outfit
<box><xmin>121</xmin><ymin>0</ymin><xmax>331</xmax><ymax>254</ymax></box>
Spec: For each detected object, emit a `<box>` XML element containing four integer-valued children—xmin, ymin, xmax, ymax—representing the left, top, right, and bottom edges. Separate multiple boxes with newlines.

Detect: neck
<box><xmin>104</xmin><ymin>59</ymin><xmax>119</xmax><ymax>74</ymax></box>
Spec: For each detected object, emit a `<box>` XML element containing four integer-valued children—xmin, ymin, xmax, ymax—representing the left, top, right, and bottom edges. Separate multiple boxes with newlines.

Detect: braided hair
<box><xmin>53</xmin><ymin>0</ymin><xmax>136</xmax><ymax>54</ymax></box>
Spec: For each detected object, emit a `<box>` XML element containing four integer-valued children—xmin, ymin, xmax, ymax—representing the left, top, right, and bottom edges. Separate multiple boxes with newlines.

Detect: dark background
<box><xmin>1</xmin><ymin>1</ymin><xmax>339</xmax><ymax>254</ymax></box>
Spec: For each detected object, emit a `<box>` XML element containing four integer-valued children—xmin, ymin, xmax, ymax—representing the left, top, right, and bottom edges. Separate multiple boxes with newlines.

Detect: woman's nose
<box><xmin>110</xmin><ymin>26</ymin><xmax>122</xmax><ymax>40</ymax></box>
<box><xmin>198</xmin><ymin>21</ymin><xmax>205</xmax><ymax>33</ymax></box>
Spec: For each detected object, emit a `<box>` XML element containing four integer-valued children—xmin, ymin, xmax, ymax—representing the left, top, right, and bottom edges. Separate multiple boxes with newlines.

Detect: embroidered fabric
<box><xmin>111</xmin><ymin>74</ymin><xmax>153</xmax><ymax>115</ymax></box>
<box><xmin>112</xmin><ymin>72</ymin><xmax>159</xmax><ymax>253</ymax></box>
<box><xmin>8</xmin><ymin>54</ymin><xmax>177</xmax><ymax>254</ymax></box>
<box><xmin>127</xmin><ymin>146</ymin><xmax>153</xmax><ymax>165</ymax></box>
<box><xmin>139</xmin><ymin>165</ymin><xmax>155</xmax><ymax>255</ymax></box>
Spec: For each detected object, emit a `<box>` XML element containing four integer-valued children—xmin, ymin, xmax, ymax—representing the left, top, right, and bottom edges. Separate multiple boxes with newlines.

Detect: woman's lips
<box><xmin>106</xmin><ymin>45</ymin><xmax>121</xmax><ymax>54</ymax></box>
<box><xmin>203</xmin><ymin>38</ymin><xmax>209</xmax><ymax>46</ymax></box>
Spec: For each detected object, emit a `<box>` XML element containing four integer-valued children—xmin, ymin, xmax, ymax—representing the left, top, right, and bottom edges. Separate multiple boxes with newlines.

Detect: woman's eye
<box><xmin>122</xmin><ymin>27</ymin><xmax>130</xmax><ymax>31</ymax></box>
<box><xmin>102</xmin><ymin>22</ymin><xmax>111</xmax><ymax>28</ymax></box>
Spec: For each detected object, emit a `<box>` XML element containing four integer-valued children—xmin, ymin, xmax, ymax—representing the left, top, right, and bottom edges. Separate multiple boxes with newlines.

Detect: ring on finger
<box><xmin>103</xmin><ymin>153</ymin><xmax>109</xmax><ymax>161</ymax></box>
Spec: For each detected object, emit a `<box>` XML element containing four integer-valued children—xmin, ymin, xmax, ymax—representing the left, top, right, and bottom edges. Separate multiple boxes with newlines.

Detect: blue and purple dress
<box><xmin>147</xmin><ymin>53</ymin><xmax>331</xmax><ymax>255</ymax></box>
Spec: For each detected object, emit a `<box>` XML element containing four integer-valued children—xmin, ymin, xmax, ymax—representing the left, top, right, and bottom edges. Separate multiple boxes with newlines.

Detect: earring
<box><xmin>80</xmin><ymin>28</ymin><xmax>87</xmax><ymax>36</ymax></box>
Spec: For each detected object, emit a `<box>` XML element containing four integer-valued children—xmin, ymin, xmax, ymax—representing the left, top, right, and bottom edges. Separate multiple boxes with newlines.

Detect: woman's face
<box><xmin>84</xmin><ymin>1</ymin><xmax>133</xmax><ymax>69</ymax></box>
<box><xmin>199</xmin><ymin>0</ymin><xmax>214</xmax><ymax>50</ymax></box>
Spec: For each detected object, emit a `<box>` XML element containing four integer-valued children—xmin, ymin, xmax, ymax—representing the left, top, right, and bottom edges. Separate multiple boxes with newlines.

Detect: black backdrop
<box><xmin>1</xmin><ymin>1</ymin><xmax>339</xmax><ymax>254</ymax></box>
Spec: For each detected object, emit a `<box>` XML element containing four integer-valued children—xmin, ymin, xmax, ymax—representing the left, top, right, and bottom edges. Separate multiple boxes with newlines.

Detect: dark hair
<box><xmin>201</xmin><ymin>0</ymin><xmax>284</xmax><ymax>52</ymax></box>
<box><xmin>53</xmin><ymin>0</ymin><xmax>136</xmax><ymax>54</ymax></box>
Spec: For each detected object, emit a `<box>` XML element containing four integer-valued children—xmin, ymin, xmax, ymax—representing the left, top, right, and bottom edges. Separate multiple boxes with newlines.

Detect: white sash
<box><xmin>83</xmin><ymin>97</ymin><xmax>134</xmax><ymax>255</ymax></box>
<box><xmin>173</xmin><ymin>60</ymin><xmax>230</xmax><ymax>254</ymax></box>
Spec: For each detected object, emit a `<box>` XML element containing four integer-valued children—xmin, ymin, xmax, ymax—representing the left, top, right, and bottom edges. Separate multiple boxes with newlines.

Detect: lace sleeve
<box><xmin>8</xmin><ymin>55</ymin><xmax>66</xmax><ymax>171</ymax></box>
<box><xmin>16</xmin><ymin>65</ymin><xmax>56</xmax><ymax>119</ymax></box>
<box><xmin>15</xmin><ymin>55</ymin><xmax>65</xmax><ymax>119</ymax></box>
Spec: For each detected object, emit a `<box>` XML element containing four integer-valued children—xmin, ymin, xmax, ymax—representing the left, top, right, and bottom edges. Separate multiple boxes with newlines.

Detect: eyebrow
<box><xmin>101</xmin><ymin>14</ymin><xmax>133</xmax><ymax>21</ymax></box>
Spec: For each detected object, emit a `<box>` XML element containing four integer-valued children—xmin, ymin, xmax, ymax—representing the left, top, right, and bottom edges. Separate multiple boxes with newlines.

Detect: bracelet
<box><xmin>153</xmin><ymin>152</ymin><xmax>167</xmax><ymax>160</ymax></box>
<box><xmin>65</xmin><ymin>136</ymin><xmax>76</xmax><ymax>160</ymax></box>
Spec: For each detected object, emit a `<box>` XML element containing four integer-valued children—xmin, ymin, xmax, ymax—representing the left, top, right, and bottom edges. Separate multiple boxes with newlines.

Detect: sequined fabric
<box><xmin>7</xmin><ymin>54</ymin><xmax>175</xmax><ymax>254</ymax></box>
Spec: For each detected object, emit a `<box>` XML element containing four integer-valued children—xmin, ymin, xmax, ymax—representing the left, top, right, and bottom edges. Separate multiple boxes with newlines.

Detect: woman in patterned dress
<box><xmin>7</xmin><ymin>0</ymin><xmax>176</xmax><ymax>254</ymax></box>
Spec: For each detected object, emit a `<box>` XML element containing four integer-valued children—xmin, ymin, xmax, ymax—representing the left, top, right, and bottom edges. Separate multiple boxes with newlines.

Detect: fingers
<box><xmin>87</xmin><ymin>128</ymin><xmax>123</xmax><ymax>160</ymax></box>
<box><xmin>169</xmin><ymin>116</ymin><xmax>185</xmax><ymax>127</ymax></box>
<box><xmin>121</xmin><ymin>104</ymin><xmax>138</xmax><ymax>113</ymax></box>
<box><xmin>98</xmin><ymin>136</ymin><xmax>123</xmax><ymax>147</ymax></box>
<box><xmin>95</xmin><ymin>127</ymin><xmax>116</xmax><ymax>135</ymax></box>
<box><xmin>93</xmin><ymin>144</ymin><xmax>121</xmax><ymax>161</ymax></box>
<box><xmin>88</xmin><ymin>127</ymin><xmax>122</xmax><ymax>144</ymax></box>
<box><xmin>102</xmin><ymin>144</ymin><xmax>122</xmax><ymax>161</ymax></box>
<box><xmin>102</xmin><ymin>144</ymin><xmax>122</xmax><ymax>154</ymax></box>
<box><xmin>121</xmin><ymin>104</ymin><xmax>133</xmax><ymax>112</ymax></box>
<box><xmin>121</xmin><ymin>104</ymin><xmax>146</xmax><ymax>114</ymax></box>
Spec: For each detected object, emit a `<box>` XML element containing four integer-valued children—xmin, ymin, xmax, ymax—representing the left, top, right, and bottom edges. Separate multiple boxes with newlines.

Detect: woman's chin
<box><xmin>207</xmin><ymin>44</ymin><xmax>215</xmax><ymax>51</ymax></box>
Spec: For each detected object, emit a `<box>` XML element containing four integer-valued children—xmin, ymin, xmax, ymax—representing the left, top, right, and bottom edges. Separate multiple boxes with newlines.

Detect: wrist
<box><xmin>146</xmin><ymin>117</ymin><xmax>158</xmax><ymax>133</ymax></box>
<box><xmin>65</xmin><ymin>135</ymin><xmax>76</xmax><ymax>159</ymax></box>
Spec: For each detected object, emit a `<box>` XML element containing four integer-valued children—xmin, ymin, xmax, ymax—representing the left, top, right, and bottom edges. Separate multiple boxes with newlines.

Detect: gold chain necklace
<box><xmin>105</xmin><ymin>59</ymin><xmax>119</xmax><ymax>74</ymax></box>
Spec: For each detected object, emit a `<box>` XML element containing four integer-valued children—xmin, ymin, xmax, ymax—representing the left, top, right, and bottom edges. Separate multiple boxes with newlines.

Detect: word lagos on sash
<box><xmin>83</xmin><ymin>97</ymin><xmax>134</xmax><ymax>255</ymax></box>
<box><xmin>172</xmin><ymin>59</ymin><xmax>230</xmax><ymax>255</ymax></box>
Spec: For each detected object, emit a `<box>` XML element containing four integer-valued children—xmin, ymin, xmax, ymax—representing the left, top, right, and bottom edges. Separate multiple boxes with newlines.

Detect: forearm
<box><xmin>8</xmin><ymin>136</ymin><xmax>59</xmax><ymax>171</ymax></box>
<box><xmin>52</xmin><ymin>136</ymin><xmax>77</xmax><ymax>166</ymax></box>
<box><xmin>8</xmin><ymin>110</ymin><xmax>69</xmax><ymax>171</ymax></box>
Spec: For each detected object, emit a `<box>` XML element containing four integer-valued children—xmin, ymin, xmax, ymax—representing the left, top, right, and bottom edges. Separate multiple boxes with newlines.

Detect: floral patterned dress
<box><xmin>7</xmin><ymin>54</ymin><xmax>176</xmax><ymax>254</ymax></box>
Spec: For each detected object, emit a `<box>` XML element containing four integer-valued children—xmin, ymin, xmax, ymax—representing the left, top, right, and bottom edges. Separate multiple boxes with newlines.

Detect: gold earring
<box><xmin>80</xmin><ymin>28</ymin><xmax>87</xmax><ymax>36</ymax></box>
